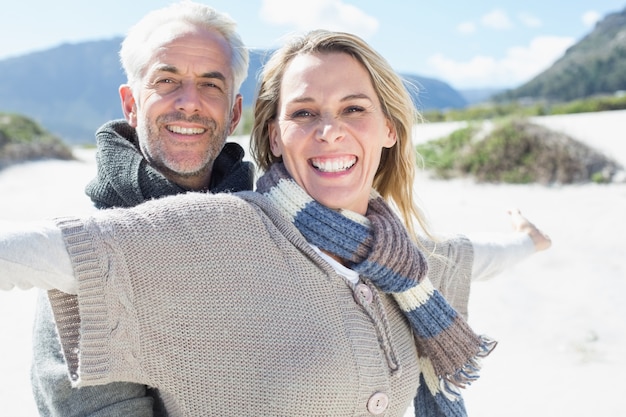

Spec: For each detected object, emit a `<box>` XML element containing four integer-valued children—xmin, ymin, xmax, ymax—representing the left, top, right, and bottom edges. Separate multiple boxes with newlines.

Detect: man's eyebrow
<box><xmin>200</xmin><ymin>71</ymin><xmax>227</xmax><ymax>81</ymax></box>
<box><xmin>154</xmin><ymin>65</ymin><xmax>226</xmax><ymax>81</ymax></box>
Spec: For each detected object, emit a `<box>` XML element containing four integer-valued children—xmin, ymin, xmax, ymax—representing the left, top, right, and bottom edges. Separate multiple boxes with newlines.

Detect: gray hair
<box><xmin>120</xmin><ymin>1</ymin><xmax>248</xmax><ymax>100</ymax></box>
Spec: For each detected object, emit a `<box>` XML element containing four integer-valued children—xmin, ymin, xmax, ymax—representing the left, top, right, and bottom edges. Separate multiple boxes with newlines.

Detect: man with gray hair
<box><xmin>30</xmin><ymin>2</ymin><xmax>253</xmax><ymax>415</ymax></box>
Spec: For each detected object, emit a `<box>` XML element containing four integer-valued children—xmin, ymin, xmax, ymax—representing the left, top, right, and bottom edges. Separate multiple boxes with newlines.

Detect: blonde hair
<box><xmin>250</xmin><ymin>30</ymin><xmax>431</xmax><ymax>238</ymax></box>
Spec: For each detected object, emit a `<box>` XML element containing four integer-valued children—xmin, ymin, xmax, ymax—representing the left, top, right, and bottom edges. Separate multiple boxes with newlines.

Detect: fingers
<box><xmin>507</xmin><ymin>208</ymin><xmax>552</xmax><ymax>252</ymax></box>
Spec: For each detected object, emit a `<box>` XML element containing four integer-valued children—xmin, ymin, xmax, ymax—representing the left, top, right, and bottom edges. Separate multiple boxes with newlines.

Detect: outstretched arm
<box><xmin>0</xmin><ymin>220</ymin><xmax>76</xmax><ymax>293</ymax></box>
<box><xmin>469</xmin><ymin>208</ymin><xmax>551</xmax><ymax>281</ymax></box>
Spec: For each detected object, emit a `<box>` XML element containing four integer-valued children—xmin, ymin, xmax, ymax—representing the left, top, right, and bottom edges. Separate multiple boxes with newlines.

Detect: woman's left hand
<box><xmin>508</xmin><ymin>208</ymin><xmax>552</xmax><ymax>252</ymax></box>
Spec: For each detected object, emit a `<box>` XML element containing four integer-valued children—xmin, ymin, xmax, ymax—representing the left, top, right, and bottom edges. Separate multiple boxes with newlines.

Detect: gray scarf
<box><xmin>85</xmin><ymin>119</ymin><xmax>254</xmax><ymax>208</ymax></box>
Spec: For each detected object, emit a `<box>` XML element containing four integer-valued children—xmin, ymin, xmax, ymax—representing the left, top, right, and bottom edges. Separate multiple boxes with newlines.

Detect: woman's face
<box><xmin>269</xmin><ymin>52</ymin><xmax>396</xmax><ymax>215</ymax></box>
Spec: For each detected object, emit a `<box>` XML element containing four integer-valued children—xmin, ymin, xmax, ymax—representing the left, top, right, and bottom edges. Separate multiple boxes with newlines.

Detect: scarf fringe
<box><xmin>441</xmin><ymin>335</ymin><xmax>498</xmax><ymax>398</ymax></box>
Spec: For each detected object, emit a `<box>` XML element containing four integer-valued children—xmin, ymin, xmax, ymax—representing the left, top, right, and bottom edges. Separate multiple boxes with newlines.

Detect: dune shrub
<box><xmin>0</xmin><ymin>113</ymin><xmax>73</xmax><ymax>170</ymax></box>
<box><xmin>416</xmin><ymin>118</ymin><xmax>622</xmax><ymax>184</ymax></box>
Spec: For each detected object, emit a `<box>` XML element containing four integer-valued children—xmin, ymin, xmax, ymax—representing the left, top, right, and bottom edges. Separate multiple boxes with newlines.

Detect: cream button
<box><xmin>367</xmin><ymin>391</ymin><xmax>389</xmax><ymax>415</ymax></box>
<box><xmin>355</xmin><ymin>283</ymin><xmax>373</xmax><ymax>304</ymax></box>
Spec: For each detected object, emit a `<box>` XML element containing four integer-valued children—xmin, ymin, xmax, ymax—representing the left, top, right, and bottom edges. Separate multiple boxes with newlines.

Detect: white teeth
<box><xmin>167</xmin><ymin>125</ymin><xmax>206</xmax><ymax>135</ymax></box>
<box><xmin>311</xmin><ymin>158</ymin><xmax>356</xmax><ymax>172</ymax></box>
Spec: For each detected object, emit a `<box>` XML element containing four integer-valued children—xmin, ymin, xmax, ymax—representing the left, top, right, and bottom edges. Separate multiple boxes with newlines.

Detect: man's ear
<box><xmin>120</xmin><ymin>85</ymin><xmax>138</xmax><ymax>127</ymax></box>
<box><xmin>228</xmin><ymin>94</ymin><xmax>243</xmax><ymax>135</ymax></box>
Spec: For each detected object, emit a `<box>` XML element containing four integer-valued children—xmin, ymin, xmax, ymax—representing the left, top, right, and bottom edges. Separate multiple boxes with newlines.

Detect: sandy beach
<box><xmin>1</xmin><ymin>110</ymin><xmax>624</xmax><ymax>416</ymax></box>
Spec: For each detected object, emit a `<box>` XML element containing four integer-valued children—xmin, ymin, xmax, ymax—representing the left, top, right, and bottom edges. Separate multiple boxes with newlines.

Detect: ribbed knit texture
<box><xmin>257</xmin><ymin>163</ymin><xmax>497</xmax><ymax>417</ymax></box>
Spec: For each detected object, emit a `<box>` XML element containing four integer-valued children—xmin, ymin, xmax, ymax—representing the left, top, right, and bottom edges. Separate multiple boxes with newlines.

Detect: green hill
<box><xmin>495</xmin><ymin>7</ymin><xmax>626</xmax><ymax>102</ymax></box>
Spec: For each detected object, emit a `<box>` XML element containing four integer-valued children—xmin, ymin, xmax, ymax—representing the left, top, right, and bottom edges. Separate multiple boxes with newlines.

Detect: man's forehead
<box><xmin>146</xmin><ymin>25</ymin><xmax>232</xmax><ymax>63</ymax></box>
<box><xmin>145</xmin><ymin>32</ymin><xmax>234</xmax><ymax>78</ymax></box>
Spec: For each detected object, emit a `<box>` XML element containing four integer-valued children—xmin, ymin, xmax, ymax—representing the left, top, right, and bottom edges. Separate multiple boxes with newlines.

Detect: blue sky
<box><xmin>2</xmin><ymin>0</ymin><xmax>624</xmax><ymax>89</ymax></box>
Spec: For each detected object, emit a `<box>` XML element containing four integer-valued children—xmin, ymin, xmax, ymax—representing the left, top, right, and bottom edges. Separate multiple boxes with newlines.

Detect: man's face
<box><xmin>121</xmin><ymin>28</ymin><xmax>242</xmax><ymax>190</ymax></box>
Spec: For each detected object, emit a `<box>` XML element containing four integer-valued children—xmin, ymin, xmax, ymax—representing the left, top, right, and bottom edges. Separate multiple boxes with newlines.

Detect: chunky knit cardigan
<box><xmin>52</xmin><ymin>189</ymin><xmax>475</xmax><ymax>417</ymax></box>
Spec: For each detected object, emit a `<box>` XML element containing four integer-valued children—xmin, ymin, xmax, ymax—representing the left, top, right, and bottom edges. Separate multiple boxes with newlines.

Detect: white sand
<box><xmin>1</xmin><ymin>111</ymin><xmax>625</xmax><ymax>416</ymax></box>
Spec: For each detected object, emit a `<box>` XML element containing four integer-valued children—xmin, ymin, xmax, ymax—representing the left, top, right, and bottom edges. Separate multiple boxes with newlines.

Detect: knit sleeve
<box><xmin>50</xmin><ymin>210</ymin><xmax>143</xmax><ymax>387</ymax></box>
<box><xmin>53</xmin><ymin>215</ymin><xmax>136</xmax><ymax>387</ymax></box>
<box><xmin>468</xmin><ymin>232</ymin><xmax>534</xmax><ymax>281</ymax></box>
<box><xmin>418</xmin><ymin>235</ymin><xmax>474</xmax><ymax>320</ymax></box>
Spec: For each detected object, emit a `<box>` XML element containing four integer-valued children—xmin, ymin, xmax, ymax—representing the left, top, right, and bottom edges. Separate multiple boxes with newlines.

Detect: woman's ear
<box><xmin>383</xmin><ymin>119</ymin><xmax>397</xmax><ymax>148</ymax></box>
<box><xmin>120</xmin><ymin>85</ymin><xmax>138</xmax><ymax>127</ymax></box>
<box><xmin>268</xmin><ymin>122</ymin><xmax>282</xmax><ymax>157</ymax></box>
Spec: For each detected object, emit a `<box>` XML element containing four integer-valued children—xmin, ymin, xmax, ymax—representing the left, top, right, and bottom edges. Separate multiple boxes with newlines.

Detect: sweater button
<box><xmin>355</xmin><ymin>283</ymin><xmax>373</xmax><ymax>304</ymax></box>
<box><xmin>367</xmin><ymin>392</ymin><xmax>389</xmax><ymax>414</ymax></box>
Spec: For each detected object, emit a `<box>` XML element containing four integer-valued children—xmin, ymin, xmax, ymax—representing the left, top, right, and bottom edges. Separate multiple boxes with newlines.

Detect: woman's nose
<box><xmin>317</xmin><ymin>114</ymin><xmax>344</xmax><ymax>143</ymax></box>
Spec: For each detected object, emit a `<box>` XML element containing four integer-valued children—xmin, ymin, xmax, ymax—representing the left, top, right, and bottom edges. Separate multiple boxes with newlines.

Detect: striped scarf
<box><xmin>256</xmin><ymin>163</ymin><xmax>496</xmax><ymax>417</ymax></box>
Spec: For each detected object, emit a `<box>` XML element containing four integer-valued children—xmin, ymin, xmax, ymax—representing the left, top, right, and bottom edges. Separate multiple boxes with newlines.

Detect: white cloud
<box><xmin>481</xmin><ymin>9</ymin><xmax>514</xmax><ymax>30</ymax></box>
<box><xmin>427</xmin><ymin>35</ymin><xmax>575</xmax><ymax>88</ymax></box>
<box><xmin>582</xmin><ymin>10</ymin><xmax>601</xmax><ymax>27</ymax></box>
<box><xmin>518</xmin><ymin>12</ymin><xmax>542</xmax><ymax>28</ymax></box>
<box><xmin>457</xmin><ymin>21</ymin><xmax>476</xmax><ymax>35</ymax></box>
<box><xmin>259</xmin><ymin>0</ymin><xmax>379</xmax><ymax>39</ymax></box>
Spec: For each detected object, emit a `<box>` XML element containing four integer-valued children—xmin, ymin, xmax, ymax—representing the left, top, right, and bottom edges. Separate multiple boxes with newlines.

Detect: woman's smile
<box><xmin>309</xmin><ymin>155</ymin><xmax>357</xmax><ymax>173</ymax></box>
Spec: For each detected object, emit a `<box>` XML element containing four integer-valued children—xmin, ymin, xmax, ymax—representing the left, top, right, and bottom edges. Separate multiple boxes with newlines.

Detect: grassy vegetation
<box><xmin>422</xmin><ymin>93</ymin><xmax>626</xmax><ymax>122</ymax></box>
<box><xmin>416</xmin><ymin>117</ymin><xmax>622</xmax><ymax>184</ymax></box>
<box><xmin>0</xmin><ymin>112</ymin><xmax>74</xmax><ymax>170</ymax></box>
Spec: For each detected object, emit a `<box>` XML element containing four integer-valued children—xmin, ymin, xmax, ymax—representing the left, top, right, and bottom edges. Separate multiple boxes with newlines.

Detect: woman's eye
<box><xmin>345</xmin><ymin>106</ymin><xmax>365</xmax><ymax>114</ymax></box>
<box><xmin>292</xmin><ymin>110</ymin><xmax>313</xmax><ymax>118</ymax></box>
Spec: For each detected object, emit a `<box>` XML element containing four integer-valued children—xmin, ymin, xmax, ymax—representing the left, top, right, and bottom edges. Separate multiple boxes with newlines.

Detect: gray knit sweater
<box><xmin>53</xmin><ymin>191</ymin><xmax>473</xmax><ymax>417</ymax></box>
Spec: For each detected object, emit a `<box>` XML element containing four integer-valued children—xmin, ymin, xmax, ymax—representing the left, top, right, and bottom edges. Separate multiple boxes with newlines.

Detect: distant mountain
<box><xmin>458</xmin><ymin>88</ymin><xmax>504</xmax><ymax>105</ymax></box>
<box><xmin>0</xmin><ymin>38</ymin><xmax>125</xmax><ymax>144</ymax></box>
<box><xmin>0</xmin><ymin>40</ymin><xmax>466</xmax><ymax>144</ymax></box>
<box><xmin>401</xmin><ymin>74</ymin><xmax>467</xmax><ymax>110</ymax></box>
<box><xmin>495</xmin><ymin>6</ymin><xmax>626</xmax><ymax>102</ymax></box>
